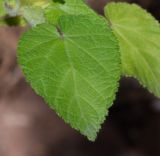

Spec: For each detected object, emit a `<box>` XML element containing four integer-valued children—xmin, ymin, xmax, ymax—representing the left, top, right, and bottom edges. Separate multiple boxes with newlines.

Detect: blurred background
<box><xmin>0</xmin><ymin>0</ymin><xmax>160</xmax><ymax>156</ymax></box>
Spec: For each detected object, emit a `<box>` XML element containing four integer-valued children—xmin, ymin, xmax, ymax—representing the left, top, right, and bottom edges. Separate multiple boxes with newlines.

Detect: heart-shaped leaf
<box><xmin>18</xmin><ymin>15</ymin><xmax>120</xmax><ymax>141</ymax></box>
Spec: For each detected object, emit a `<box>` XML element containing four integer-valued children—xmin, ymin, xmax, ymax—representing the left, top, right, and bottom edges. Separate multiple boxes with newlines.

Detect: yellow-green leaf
<box><xmin>105</xmin><ymin>2</ymin><xmax>160</xmax><ymax>97</ymax></box>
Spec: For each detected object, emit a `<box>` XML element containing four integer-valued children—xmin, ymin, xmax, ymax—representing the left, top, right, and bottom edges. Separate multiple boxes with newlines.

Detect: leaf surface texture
<box><xmin>18</xmin><ymin>15</ymin><xmax>120</xmax><ymax>140</ymax></box>
<box><xmin>105</xmin><ymin>3</ymin><xmax>160</xmax><ymax>97</ymax></box>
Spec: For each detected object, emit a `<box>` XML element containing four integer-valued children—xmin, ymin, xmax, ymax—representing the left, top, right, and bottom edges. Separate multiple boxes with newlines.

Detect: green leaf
<box><xmin>45</xmin><ymin>0</ymin><xmax>96</xmax><ymax>24</ymax></box>
<box><xmin>18</xmin><ymin>15</ymin><xmax>120</xmax><ymax>141</ymax></box>
<box><xmin>57</xmin><ymin>0</ymin><xmax>94</xmax><ymax>15</ymax></box>
<box><xmin>105</xmin><ymin>2</ymin><xmax>160</xmax><ymax>97</ymax></box>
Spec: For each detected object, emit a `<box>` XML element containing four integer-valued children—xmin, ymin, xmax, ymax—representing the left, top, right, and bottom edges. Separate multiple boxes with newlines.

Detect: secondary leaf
<box><xmin>18</xmin><ymin>15</ymin><xmax>120</xmax><ymax>140</ymax></box>
<box><xmin>105</xmin><ymin>2</ymin><xmax>160</xmax><ymax>97</ymax></box>
<box><xmin>45</xmin><ymin>0</ymin><xmax>96</xmax><ymax>24</ymax></box>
